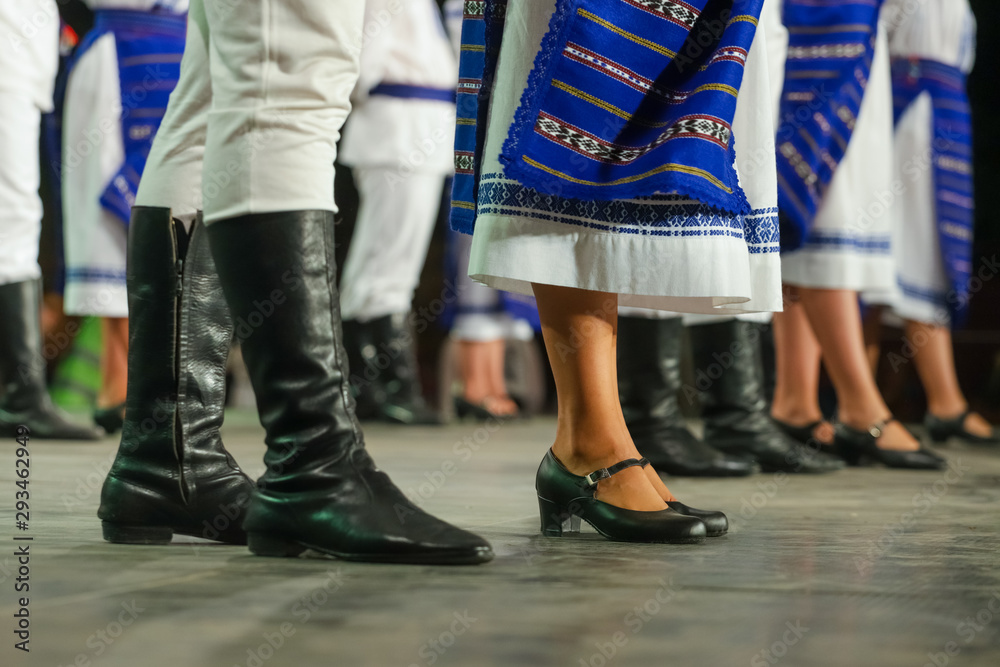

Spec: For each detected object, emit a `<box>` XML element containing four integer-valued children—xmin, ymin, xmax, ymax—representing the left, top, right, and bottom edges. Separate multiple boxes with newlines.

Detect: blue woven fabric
<box><xmin>451</xmin><ymin>0</ymin><xmax>765</xmax><ymax>234</ymax></box>
<box><xmin>774</xmin><ymin>0</ymin><xmax>883</xmax><ymax>252</ymax></box>
<box><xmin>72</xmin><ymin>10</ymin><xmax>186</xmax><ymax>227</ymax></box>
<box><xmin>891</xmin><ymin>57</ymin><xmax>974</xmax><ymax>325</ymax></box>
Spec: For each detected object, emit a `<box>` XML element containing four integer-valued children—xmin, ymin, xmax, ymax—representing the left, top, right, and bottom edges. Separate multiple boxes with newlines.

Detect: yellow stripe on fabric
<box><xmin>456</xmin><ymin>118</ymin><xmax>477</xmax><ymax>126</ymax></box>
<box><xmin>729</xmin><ymin>14</ymin><xmax>759</xmax><ymax>26</ymax></box>
<box><xmin>521</xmin><ymin>156</ymin><xmax>733</xmax><ymax>193</ymax></box>
<box><xmin>692</xmin><ymin>83</ymin><xmax>738</xmax><ymax>98</ymax></box>
<box><xmin>461</xmin><ymin>44</ymin><xmax>485</xmax><ymax>52</ymax></box>
<box><xmin>578</xmin><ymin>9</ymin><xmax>677</xmax><ymax>59</ymax></box>
<box><xmin>551</xmin><ymin>80</ymin><xmax>669</xmax><ymax>127</ymax></box>
<box><xmin>452</xmin><ymin>201</ymin><xmax>476</xmax><ymax>210</ymax></box>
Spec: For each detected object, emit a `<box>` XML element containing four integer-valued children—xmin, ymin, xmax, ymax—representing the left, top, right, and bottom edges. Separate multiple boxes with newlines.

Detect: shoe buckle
<box><xmin>582</xmin><ymin>457</ymin><xmax>650</xmax><ymax>489</ymax></box>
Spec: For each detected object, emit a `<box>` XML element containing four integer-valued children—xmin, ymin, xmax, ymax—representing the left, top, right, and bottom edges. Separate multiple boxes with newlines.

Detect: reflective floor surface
<box><xmin>1</xmin><ymin>413</ymin><xmax>998</xmax><ymax>667</ymax></box>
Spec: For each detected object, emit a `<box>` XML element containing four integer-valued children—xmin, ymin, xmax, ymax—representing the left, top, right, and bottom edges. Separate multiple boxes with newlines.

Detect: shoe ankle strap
<box><xmin>583</xmin><ymin>457</ymin><xmax>650</xmax><ymax>488</ymax></box>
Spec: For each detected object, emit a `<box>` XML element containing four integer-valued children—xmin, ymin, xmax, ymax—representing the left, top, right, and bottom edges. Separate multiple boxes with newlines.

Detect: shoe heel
<box><xmin>247</xmin><ymin>532</ymin><xmax>308</xmax><ymax>558</ymax></box>
<box><xmin>538</xmin><ymin>497</ymin><xmax>580</xmax><ymax>536</ymax></box>
<box><xmin>102</xmin><ymin>522</ymin><xmax>173</xmax><ymax>545</ymax></box>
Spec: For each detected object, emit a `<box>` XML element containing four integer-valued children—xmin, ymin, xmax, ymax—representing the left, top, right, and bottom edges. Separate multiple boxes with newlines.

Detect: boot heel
<box><xmin>538</xmin><ymin>497</ymin><xmax>579</xmax><ymax>537</ymax></box>
<box><xmin>102</xmin><ymin>522</ymin><xmax>173</xmax><ymax>545</ymax></box>
<box><xmin>247</xmin><ymin>533</ymin><xmax>308</xmax><ymax>558</ymax></box>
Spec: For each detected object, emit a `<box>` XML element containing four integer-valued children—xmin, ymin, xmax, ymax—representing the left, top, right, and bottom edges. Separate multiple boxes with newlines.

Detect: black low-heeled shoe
<box><xmin>772</xmin><ymin>417</ymin><xmax>839</xmax><ymax>455</ymax></box>
<box><xmin>666</xmin><ymin>501</ymin><xmax>728</xmax><ymax>537</ymax></box>
<box><xmin>925</xmin><ymin>411</ymin><xmax>1000</xmax><ymax>446</ymax></box>
<box><xmin>833</xmin><ymin>419</ymin><xmax>946</xmax><ymax>470</ymax></box>
<box><xmin>535</xmin><ymin>449</ymin><xmax>707</xmax><ymax>543</ymax></box>
<box><xmin>93</xmin><ymin>403</ymin><xmax>126</xmax><ymax>435</ymax></box>
<box><xmin>454</xmin><ymin>396</ymin><xmax>520</xmax><ymax>422</ymax></box>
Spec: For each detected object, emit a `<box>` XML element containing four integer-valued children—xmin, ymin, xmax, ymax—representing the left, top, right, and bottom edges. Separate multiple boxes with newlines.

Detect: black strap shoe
<box><xmin>98</xmin><ymin>209</ymin><xmax>256</xmax><ymax>545</ymax></box>
<box><xmin>343</xmin><ymin>313</ymin><xmax>442</xmax><ymax>425</ymax></box>
<box><xmin>0</xmin><ymin>279</ymin><xmax>101</xmax><ymax>440</ymax></box>
<box><xmin>834</xmin><ymin>418</ymin><xmax>946</xmax><ymax>470</ymax></box>
<box><xmin>208</xmin><ymin>211</ymin><xmax>492</xmax><ymax>564</ymax></box>
<box><xmin>618</xmin><ymin>316</ymin><xmax>756</xmax><ymax>477</ymax></box>
<box><xmin>535</xmin><ymin>449</ymin><xmax>707</xmax><ymax>543</ymax></box>
<box><xmin>688</xmin><ymin>320</ymin><xmax>844</xmax><ymax>474</ymax></box>
<box><xmin>925</xmin><ymin>410</ymin><xmax>1000</xmax><ymax>446</ymax></box>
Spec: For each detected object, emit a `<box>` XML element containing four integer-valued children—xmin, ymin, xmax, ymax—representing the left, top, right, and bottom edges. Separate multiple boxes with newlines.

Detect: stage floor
<box><xmin>2</xmin><ymin>413</ymin><xmax>999</xmax><ymax>667</ymax></box>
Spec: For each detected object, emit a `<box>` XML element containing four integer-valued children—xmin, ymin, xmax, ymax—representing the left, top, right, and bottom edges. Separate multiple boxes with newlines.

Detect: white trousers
<box><xmin>0</xmin><ymin>93</ymin><xmax>44</xmax><ymax>286</ymax></box>
<box><xmin>339</xmin><ymin>168</ymin><xmax>443</xmax><ymax>321</ymax></box>
<box><xmin>136</xmin><ymin>0</ymin><xmax>364</xmax><ymax>222</ymax></box>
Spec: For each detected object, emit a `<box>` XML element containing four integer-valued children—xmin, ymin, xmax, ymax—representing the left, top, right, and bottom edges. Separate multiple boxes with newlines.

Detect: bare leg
<box><xmin>532</xmin><ymin>283</ymin><xmax>667</xmax><ymax>511</ymax></box>
<box><xmin>98</xmin><ymin>317</ymin><xmax>129</xmax><ymax>409</ymax></box>
<box><xmin>769</xmin><ymin>288</ymin><xmax>834</xmax><ymax>444</ymax></box>
<box><xmin>862</xmin><ymin>305</ymin><xmax>885</xmax><ymax>375</ymax></box>
<box><xmin>457</xmin><ymin>339</ymin><xmax>518</xmax><ymax>416</ymax></box>
<box><xmin>797</xmin><ymin>287</ymin><xmax>919</xmax><ymax>451</ymax></box>
<box><xmin>906</xmin><ymin>319</ymin><xmax>993</xmax><ymax>437</ymax></box>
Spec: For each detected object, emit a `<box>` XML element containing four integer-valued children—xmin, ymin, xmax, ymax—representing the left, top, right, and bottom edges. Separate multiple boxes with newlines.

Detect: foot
<box><xmin>465</xmin><ymin>393</ymin><xmax>519</xmax><ymax>418</ymax></box>
<box><xmin>551</xmin><ymin>443</ymin><xmax>667</xmax><ymax>512</ymax></box>
<box><xmin>841</xmin><ymin>414</ymin><xmax>920</xmax><ymax>452</ymax></box>
<box><xmin>930</xmin><ymin>410</ymin><xmax>994</xmax><ymax>439</ymax></box>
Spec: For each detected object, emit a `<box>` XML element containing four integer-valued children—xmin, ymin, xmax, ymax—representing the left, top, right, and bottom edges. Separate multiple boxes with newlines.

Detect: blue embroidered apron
<box><xmin>452</xmin><ymin>0</ymin><xmax>766</xmax><ymax>234</ymax></box>
<box><xmin>891</xmin><ymin>57</ymin><xmax>974</xmax><ymax>325</ymax></box>
<box><xmin>774</xmin><ymin>0</ymin><xmax>883</xmax><ymax>252</ymax></box>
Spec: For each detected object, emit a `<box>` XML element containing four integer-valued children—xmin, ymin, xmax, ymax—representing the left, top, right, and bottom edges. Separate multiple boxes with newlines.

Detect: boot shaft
<box><xmin>617</xmin><ymin>316</ymin><xmax>684</xmax><ymax>429</ymax></box>
<box><xmin>0</xmin><ymin>279</ymin><xmax>49</xmax><ymax>405</ymax></box>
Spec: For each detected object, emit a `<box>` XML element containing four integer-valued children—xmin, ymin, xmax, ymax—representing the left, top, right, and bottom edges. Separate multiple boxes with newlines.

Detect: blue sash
<box><xmin>452</xmin><ymin>0</ymin><xmax>765</xmax><ymax>234</ymax></box>
<box><xmin>73</xmin><ymin>9</ymin><xmax>187</xmax><ymax>226</ymax></box>
<box><xmin>369</xmin><ymin>83</ymin><xmax>457</xmax><ymax>103</ymax></box>
<box><xmin>774</xmin><ymin>0</ymin><xmax>883</xmax><ymax>252</ymax></box>
<box><xmin>892</xmin><ymin>58</ymin><xmax>974</xmax><ymax>325</ymax></box>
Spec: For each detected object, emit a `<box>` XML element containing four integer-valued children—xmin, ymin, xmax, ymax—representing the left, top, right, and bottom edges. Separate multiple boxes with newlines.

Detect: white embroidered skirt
<box><xmin>467</xmin><ymin>0</ymin><xmax>783</xmax><ymax>315</ymax></box>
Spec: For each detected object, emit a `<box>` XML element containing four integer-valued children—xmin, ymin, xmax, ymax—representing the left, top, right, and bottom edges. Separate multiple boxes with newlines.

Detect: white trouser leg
<box><xmin>201</xmin><ymin>0</ymin><xmax>365</xmax><ymax>223</ymax></box>
<box><xmin>135</xmin><ymin>0</ymin><xmax>211</xmax><ymax>216</ymax></box>
<box><xmin>339</xmin><ymin>169</ymin><xmax>444</xmax><ymax>321</ymax></box>
<box><xmin>0</xmin><ymin>93</ymin><xmax>44</xmax><ymax>286</ymax></box>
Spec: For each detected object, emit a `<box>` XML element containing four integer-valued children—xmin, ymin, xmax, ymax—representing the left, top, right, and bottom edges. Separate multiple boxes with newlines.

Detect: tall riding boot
<box><xmin>0</xmin><ymin>279</ymin><xmax>101</xmax><ymax>439</ymax></box>
<box><xmin>688</xmin><ymin>320</ymin><xmax>844</xmax><ymax>473</ymax></box>
<box><xmin>207</xmin><ymin>211</ymin><xmax>492</xmax><ymax>564</ymax></box>
<box><xmin>344</xmin><ymin>313</ymin><xmax>441</xmax><ymax>425</ymax></box>
<box><xmin>98</xmin><ymin>208</ymin><xmax>256</xmax><ymax>544</ymax></box>
<box><xmin>618</xmin><ymin>317</ymin><xmax>756</xmax><ymax>477</ymax></box>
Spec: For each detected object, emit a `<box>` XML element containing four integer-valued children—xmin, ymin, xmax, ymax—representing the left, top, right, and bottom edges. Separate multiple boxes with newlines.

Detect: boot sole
<box><xmin>102</xmin><ymin>521</ymin><xmax>247</xmax><ymax>546</ymax></box>
<box><xmin>247</xmin><ymin>532</ymin><xmax>494</xmax><ymax>565</ymax></box>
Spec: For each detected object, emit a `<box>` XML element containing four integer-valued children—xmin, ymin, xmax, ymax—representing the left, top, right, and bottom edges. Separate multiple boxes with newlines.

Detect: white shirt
<box><xmin>883</xmin><ymin>0</ymin><xmax>976</xmax><ymax>72</ymax></box>
<box><xmin>340</xmin><ymin>0</ymin><xmax>458</xmax><ymax>172</ymax></box>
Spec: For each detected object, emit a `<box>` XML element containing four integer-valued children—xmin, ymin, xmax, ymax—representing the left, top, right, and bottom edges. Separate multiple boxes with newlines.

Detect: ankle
<box><xmin>770</xmin><ymin>404</ymin><xmax>823</xmax><ymax>427</ymax></box>
<box><xmin>926</xmin><ymin>401</ymin><xmax>967</xmax><ymax>420</ymax></box>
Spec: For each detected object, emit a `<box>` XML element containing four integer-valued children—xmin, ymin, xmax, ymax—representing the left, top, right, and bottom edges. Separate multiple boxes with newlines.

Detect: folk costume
<box><xmin>61</xmin><ymin>0</ymin><xmax>188</xmax><ymax>318</ymax></box>
<box><xmin>870</xmin><ymin>0</ymin><xmax>977</xmax><ymax>327</ymax></box>
<box><xmin>770</xmin><ymin>0</ymin><xmax>897</xmax><ymax>292</ymax></box>
<box><xmin>442</xmin><ymin>0</ymin><xmax>539</xmax><ymax>346</ymax></box>
<box><xmin>98</xmin><ymin>0</ymin><xmax>493</xmax><ymax>564</ymax></box>
<box><xmin>338</xmin><ymin>0</ymin><xmax>459</xmax><ymax>425</ymax></box>
<box><xmin>452</xmin><ymin>0</ymin><xmax>783</xmax><ymax>315</ymax></box>
<box><xmin>0</xmin><ymin>1</ymin><xmax>100</xmax><ymax>439</ymax></box>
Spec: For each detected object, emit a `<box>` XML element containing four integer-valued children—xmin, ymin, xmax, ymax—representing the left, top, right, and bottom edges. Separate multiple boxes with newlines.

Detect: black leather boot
<box><xmin>98</xmin><ymin>208</ymin><xmax>255</xmax><ymax>544</ymax></box>
<box><xmin>618</xmin><ymin>316</ymin><xmax>755</xmax><ymax>477</ymax></box>
<box><xmin>0</xmin><ymin>279</ymin><xmax>101</xmax><ymax>439</ymax></box>
<box><xmin>343</xmin><ymin>313</ymin><xmax>441</xmax><ymax>425</ymax></box>
<box><xmin>688</xmin><ymin>319</ymin><xmax>844</xmax><ymax>474</ymax></box>
<box><xmin>207</xmin><ymin>211</ymin><xmax>492</xmax><ymax>564</ymax></box>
